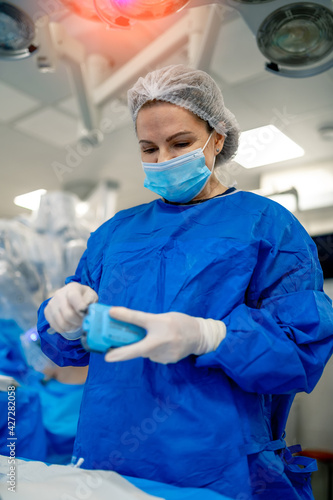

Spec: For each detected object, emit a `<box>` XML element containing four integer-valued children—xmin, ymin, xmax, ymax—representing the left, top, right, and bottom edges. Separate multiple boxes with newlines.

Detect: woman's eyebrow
<box><xmin>139</xmin><ymin>131</ymin><xmax>194</xmax><ymax>145</ymax></box>
<box><xmin>166</xmin><ymin>131</ymin><xmax>193</xmax><ymax>142</ymax></box>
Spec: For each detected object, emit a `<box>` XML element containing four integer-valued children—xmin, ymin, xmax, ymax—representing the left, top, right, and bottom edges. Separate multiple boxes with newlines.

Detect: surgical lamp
<box><xmin>0</xmin><ymin>2</ymin><xmax>37</xmax><ymax>60</ymax></box>
<box><xmin>60</xmin><ymin>0</ymin><xmax>191</xmax><ymax>22</ymax></box>
<box><xmin>229</xmin><ymin>0</ymin><xmax>333</xmax><ymax>78</ymax></box>
<box><xmin>60</xmin><ymin>0</ymin><xmax>333</xmax><ymax>78</ymax></box>
<box><xmin>1</xmin><ymin>0</ymin><xmax>332</xmax><ymax>147</ymax></box>
<box><xmin>93</xmin><ymin>0</ymin><xmax>134</xmax><ymax>28</ymax></box>
<box><xmin>59</xmin><ymin>0</ymin><xmax>134</xmax><ymax>28</ymax></box>
<box><xmin>1</xmin><ymin>0</ymin><xmax>333</xmax><ymax>77</ymax></box>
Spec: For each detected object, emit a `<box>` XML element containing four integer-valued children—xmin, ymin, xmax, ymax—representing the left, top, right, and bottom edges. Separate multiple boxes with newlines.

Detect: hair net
<box><xmin>127</xmin><ymin>64</ymin><xmax>240</xmax><ymax>165</ymax></box>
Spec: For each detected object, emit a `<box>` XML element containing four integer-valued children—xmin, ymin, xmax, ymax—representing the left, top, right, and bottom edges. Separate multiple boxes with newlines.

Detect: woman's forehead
<box><xmin>136</xmin><ymin>102</ymin><xmax>206</xmax><ymax>138</ymax></box>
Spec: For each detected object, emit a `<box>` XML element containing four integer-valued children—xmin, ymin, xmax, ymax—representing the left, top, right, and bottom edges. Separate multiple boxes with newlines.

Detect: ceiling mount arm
<box><xmin>93</xmin><ymin>14</ymin><xmax>190</xmax><ymax>108</ymax></box>
<box><xmin>36</xmin><ymin>16</ymin><xmax>99</xmax><ymax>139</ymax></box>
<box><xmin>188</xmin><ymin>5</ymin><xmax>224</xmax><ymax>71</ymax></box>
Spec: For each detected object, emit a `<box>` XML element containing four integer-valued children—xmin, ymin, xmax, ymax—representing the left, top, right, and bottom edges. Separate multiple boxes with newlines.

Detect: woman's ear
<box><xmin>214</xmin><ymin>133</ymin><xmax>225</xmax><ymax>154</ymax></box>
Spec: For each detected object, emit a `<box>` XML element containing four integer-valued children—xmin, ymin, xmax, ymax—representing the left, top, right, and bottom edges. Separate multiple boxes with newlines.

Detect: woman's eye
<box><xmin>175</xmin><ymin>143</ymin><xmax>190</xmax><ymax>148</ymax></box>
<box><xmin>143</xmin><ymin>148</ymin><xmax>156</xmax><ymax>154</ymax></box>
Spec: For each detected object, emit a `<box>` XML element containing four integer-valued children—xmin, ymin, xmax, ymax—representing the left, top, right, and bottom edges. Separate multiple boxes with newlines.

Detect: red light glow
<box><xmin>108</xmin><ymin>0</ymin><xmax>190</xmax><ymax>21</ymax></box>
<box><xmin>94</xmin><ymin>0</ymin><xmax>135</xmax><ymax>29</ymax></box>
<box><xmin>60</xmin><ymin>0</ymin><xmax>102</xmax><ymax>22</ymax></box>
<box><xmin>60</xmin><ymin>0</ymin><xmax>189</xmax><ymax>25</ymax></box>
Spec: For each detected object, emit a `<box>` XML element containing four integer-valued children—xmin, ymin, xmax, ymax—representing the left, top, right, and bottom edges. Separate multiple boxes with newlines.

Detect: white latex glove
<box><xmin>44</xmin><ymin>282</ymin><xmax>98</xmax><ymax>339</ymax></box>
<box><xmin>105</xmin><ymin>307</ymin><xmax>226</xmax><ymax>364</ymax></box>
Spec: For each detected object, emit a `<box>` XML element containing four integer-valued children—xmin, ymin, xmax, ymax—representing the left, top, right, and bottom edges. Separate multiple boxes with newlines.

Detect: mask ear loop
<box><xmin>202</xmin><ymin>131</ymin><xmax>214</xmax><ymax>152</ymax></box>
<box><xmin>202</xmin><ymin>131</ymin><xmax>217</xmax><ymax>172</ymax></box>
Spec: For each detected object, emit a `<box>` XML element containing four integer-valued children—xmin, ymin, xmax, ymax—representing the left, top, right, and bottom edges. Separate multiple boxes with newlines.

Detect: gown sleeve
<box><xmin>37</xmin><ymin>226</ymin><xmax>106</xmax><ymax>367</ymax></box>
<box><xmin>195</xmin><ymin>204</ymin><xmax>333</xmax><ymax>395</ymax></box>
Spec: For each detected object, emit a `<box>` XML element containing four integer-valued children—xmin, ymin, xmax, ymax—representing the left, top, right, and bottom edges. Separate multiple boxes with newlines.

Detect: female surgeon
<box><xmin>38</xmin><ymin>65</ymin><xmax>333</xmax><ymax>499</ymax></box>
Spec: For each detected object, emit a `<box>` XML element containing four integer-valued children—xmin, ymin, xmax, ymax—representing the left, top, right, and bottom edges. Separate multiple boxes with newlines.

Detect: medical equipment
<box><xmin>20</xmin><ymin>328</ymin><xmax>57</xmax><ymax>373</ymax></box>
<box><xmin>0</xmin><ymin>2</ymin><xmax>38</xmax><ymax>60</ymax></box>
<box><xmin>81</xmin><ymin>303</ymin><xmax>147</xmax><ymax>352</ymax></box>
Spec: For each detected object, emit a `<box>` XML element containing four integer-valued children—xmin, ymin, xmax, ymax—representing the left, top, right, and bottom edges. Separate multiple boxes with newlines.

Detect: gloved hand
<box><xmin>105</xmin><ymin>307</ymin><xmax>226</xmax><ymax>364</ymax></box>
<box><xmin>44</xmin><ymin>282</ymin><xmax>98</xmax><ymax>339</ymax></box>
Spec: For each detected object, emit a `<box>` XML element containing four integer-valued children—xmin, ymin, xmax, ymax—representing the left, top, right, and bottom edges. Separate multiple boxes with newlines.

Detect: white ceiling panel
<box><xmin>0</xmin><ymin>128</ymin><xmax>62</xmax><ymax>218</ymax></box>
<box><xmin>57</xmin><ymin>96</ymin><xmax>79</xmax><ymax>117</ymax></box>
<box><xmin>0</xmin><ymin>126</ymin><xmax>61</xmax><ymax>184</ymax></box>
<box><xmin>0</xmin><ymin>58</ymin><xmax>72</xmax><ymax>105</ymax></box>
<box><xmin>14</xmin><ymin>108</ymin><xmax>79</xmax><ymax>148</ymax></box>
<box><xmin>211</xmin><ymin>14</ymin><xmax>268</xmax><ymax>85</ymax></box>
<box><xmin>58</xmin><ymin>96</ymin><xmax>132</xmax><ymax>131</ymax></box>
<box><xmin>327</xmin><ymin>67</ymin><xmax>333</xmax><ymax>84</ymax></box>
<box><xmin>216</xmin><ymin>83</ymin><xmax>269</xmax><ymax>131</ymax></box>
<box><xmin>278</xmin><ymin>106</ymin><xmax>333</xmax><ymax>164</ymax></box>
<box><xmin>237</xmin><ymin>71</ymin><xmax>333</xmax><ymax>118</ymax></box>
<box><xmin>0</xmin><ymin>81</ymin><xmax>40</xmax><ymax>122</ymax></box>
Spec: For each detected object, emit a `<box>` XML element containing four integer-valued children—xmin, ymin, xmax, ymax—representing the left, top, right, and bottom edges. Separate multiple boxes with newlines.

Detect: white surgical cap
<box><xmin>127</xmin><ymin>64</ymin><xmax>240</xmax><ymax>165</ymax></box>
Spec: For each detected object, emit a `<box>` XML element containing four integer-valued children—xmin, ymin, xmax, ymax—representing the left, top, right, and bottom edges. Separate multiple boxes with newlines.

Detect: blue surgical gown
<box><xmin>37</xmin><ymin>190</ymin><xmax>333</xmax><ymax>499</ymax></box>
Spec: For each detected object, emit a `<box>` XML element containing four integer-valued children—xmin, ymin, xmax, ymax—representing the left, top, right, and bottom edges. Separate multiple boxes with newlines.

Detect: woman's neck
<box><xmin>191</xmin><ymin>173</ymin><xmax>228</xmax><ymax>202</ymax></box>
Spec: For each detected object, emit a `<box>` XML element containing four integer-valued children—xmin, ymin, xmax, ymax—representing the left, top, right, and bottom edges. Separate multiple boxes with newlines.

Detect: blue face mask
<box><xmin>142</xmin><ymin>132</ymin><xmax>214</xmax><ymax>203</ymax></box>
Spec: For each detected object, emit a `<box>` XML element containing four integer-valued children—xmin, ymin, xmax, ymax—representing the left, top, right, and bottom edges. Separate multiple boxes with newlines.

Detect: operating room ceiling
<box><xmin>0</xmin><ymin>0</ymin><xmax>332</xmax><ymax>236</ymax></box>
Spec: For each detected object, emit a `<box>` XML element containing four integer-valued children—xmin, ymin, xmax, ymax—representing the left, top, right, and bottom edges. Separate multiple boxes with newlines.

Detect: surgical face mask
<box><xmin>142</xmin><ymin>132</ymin><xmax>215</xmax><ymax>203</ymax></box>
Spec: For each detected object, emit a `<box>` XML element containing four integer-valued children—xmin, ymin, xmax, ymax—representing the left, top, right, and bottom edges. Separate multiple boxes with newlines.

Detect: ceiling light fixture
<box><xmin>234</xmin><ymin>125</ymin><xmax>304</xmax><ymax>168</ymax></box>
<box><xmin>14</xmin><ymin>189</ymin><xmax>47</xmax><ymax>211</ymax></box>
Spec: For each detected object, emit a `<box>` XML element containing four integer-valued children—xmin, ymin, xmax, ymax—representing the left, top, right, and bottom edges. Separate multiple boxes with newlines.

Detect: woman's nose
<box><xmin>157</xmin><ymin>149</ymin><xmax>174</xmax><ymax>163</ymax></box>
